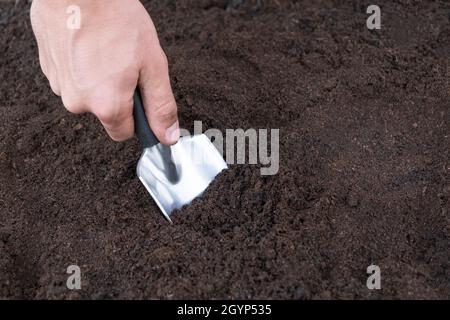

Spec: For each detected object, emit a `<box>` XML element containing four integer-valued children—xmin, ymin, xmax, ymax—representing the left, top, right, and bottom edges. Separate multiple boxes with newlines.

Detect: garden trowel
<box><xmin>133</xmin><ymin>89</ymin><xmax>227</xmax><ymax>223</ymax></box>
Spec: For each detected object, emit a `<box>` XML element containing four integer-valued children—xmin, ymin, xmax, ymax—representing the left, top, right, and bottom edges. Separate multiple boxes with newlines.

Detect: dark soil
<box><xmin>0</xmin><ymin>0</ymin><xmax>449</xmax><ymax>299</ymax></box>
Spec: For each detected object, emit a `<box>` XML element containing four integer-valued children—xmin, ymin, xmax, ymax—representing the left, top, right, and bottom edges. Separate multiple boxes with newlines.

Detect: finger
<box><xmin>30</xmin><ymin>8</ymin><xmax>60</xmax><ymax>96</ymax></box>
<box><xmin>30</xmin><ymin>4</ymin><xmax>48</xmax><ymax>75</ymax></box>
<box><xmin>47</xmin><ymin>67</ymin><xmax>61</xmax><ymax>96</ymax></box>
<box><xmin>35</xmin><ymin>39</ymin><xmax>50</xmax><ymax>78</ymax></box>
<box><xmin>32</xmin><ymin>29</ymin><xmax>60</xmax><ymax>96</ymax></box>
<box><xmin>89</xmin><ymin>86</ymin><xmax>135</xmax><ymax>142</ymax></box>
<box><xmin>139</xmin><ymin>47</ymin><xmax>179</xmax><ymax>146</ymax></box>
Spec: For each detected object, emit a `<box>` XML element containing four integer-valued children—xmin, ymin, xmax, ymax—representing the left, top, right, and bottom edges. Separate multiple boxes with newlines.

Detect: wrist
<box><xmin>31</xmin><ymin>0</ymin><xmax>104</xmax><ymax>15</ymax></box>
<box><xmin>31</xmin><ymin>0</ymin><xmax>127</xmax><ymax>29</ymax></box>
<box><xmin>33</xmin><ymin>0</ymin><xmax>98</xmax><ymax>7</ymax></box>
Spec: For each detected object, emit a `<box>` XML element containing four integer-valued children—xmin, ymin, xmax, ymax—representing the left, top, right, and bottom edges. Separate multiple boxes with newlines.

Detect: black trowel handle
<box><xmin>133</xmin><ymin>89</ymin><xmax>159</xmax><ymax>149</ymax></box>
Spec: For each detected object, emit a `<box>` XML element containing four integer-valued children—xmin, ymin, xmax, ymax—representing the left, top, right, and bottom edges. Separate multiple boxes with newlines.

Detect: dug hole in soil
<box><xmin>0</xmin><ymin>0</ymin><xmax>449</xmax><ymax>299</ymax></box>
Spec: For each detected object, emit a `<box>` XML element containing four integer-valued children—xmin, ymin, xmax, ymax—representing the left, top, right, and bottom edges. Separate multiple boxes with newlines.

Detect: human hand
<box><xmin>30</xmin><ymin>0</ymin><xmax>179</xmax><ymax>144</ymax></box>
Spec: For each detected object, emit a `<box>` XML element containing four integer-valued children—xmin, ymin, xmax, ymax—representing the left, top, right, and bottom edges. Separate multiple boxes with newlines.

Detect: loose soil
<box><xmin>0</xmin><ymin>0</ymin><xmax>449</xmax><ymax>299</ymax></box>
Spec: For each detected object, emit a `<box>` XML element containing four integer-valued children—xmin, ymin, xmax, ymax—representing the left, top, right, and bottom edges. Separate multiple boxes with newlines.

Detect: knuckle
<box><xmin>94</xmin><ymin>105</ymin><xmax>119</xmax><ymax>126</ymax></box>
<box><xmin>108</xmin><ymin>133</ymin><xmax>127</xmax><ymax>142</ymax></box>
<box><xmin>61</xmin><ymin>90</ymin><xmax>83</xmax><ymax>114</ymax></box>
<box><xmin>39</xmin><ymin>58</ymin><xmax>48</xmax><ymax>77</ymax></box>
<box><xmin>159</xmin><ymin>51</ymin><xmax>169</xmax><ymax>69</ymax></box>
<box><xmin>50</xmin><ymin>87</ymin><xmax>61</xmax><ymax>97</ymax></box>
<box><xmin>48</xmin><ymin>79</ymin><xmax>60</xmax><ymax>96</ymax></box>
<box><xmin>89</xmin><ymin>88</ymin><xmax>130</xmax><ymax>126</ymax></box>
<box><xmin>46</xmin><ymin>68</ymin><xmax>61</xmax><ymax>96</ymax></box>
<box><xmin>148</xmin><ymin>49</ymin><xmax>169</xmax><ymax>75</ymax></box>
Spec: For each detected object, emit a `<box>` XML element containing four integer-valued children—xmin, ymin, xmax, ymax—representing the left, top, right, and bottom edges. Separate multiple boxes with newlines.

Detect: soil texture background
<box><xmin>0</xmin><ymin>0</ymin><xmax>449</xmax><ymax>299</ymax></box>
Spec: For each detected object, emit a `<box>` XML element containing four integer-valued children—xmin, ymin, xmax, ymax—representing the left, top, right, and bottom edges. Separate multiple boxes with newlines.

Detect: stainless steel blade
<box><xmin>137</xmin><ymin>134</ymin><xmax>227</xmax><ymax>222</ymax></box>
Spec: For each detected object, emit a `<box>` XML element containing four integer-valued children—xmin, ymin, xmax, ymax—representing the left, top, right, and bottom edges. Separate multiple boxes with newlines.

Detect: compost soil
<box><xmin>0</xmin><ymin>0</ymin><xmax>449</xmax><ymax>299</ymax></box>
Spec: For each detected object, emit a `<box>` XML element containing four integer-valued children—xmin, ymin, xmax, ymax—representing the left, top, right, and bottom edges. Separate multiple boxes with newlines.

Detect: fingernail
<box><xmin>165</xmin><ymin>121</ymin><xmax>180</xmax><ymax>144</ymax></box>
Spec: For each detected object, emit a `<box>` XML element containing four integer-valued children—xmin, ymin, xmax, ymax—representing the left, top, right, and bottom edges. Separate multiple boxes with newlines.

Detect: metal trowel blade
<box><xmin>137</xmin><ymin>134</ymin><xmax>227</xmax><ymax>222</ymax></box>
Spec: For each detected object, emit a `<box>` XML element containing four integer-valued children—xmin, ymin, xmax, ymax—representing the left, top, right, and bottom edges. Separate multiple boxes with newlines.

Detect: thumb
<box><xmin>139</xmin><ymin>47</ymin><xmax>179</xmax><ymax>146</ymax></box>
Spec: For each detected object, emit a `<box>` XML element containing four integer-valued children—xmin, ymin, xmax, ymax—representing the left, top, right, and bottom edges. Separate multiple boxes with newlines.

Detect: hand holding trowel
<box><xmin>133</xmin><ymin>89</ymin><xmax>227</xmax><ymax>222</ymax></box>
<box><xmin>30</xmin><ymin>0</ymin><xmax>227</xmax><ymax>222</ymax></box>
